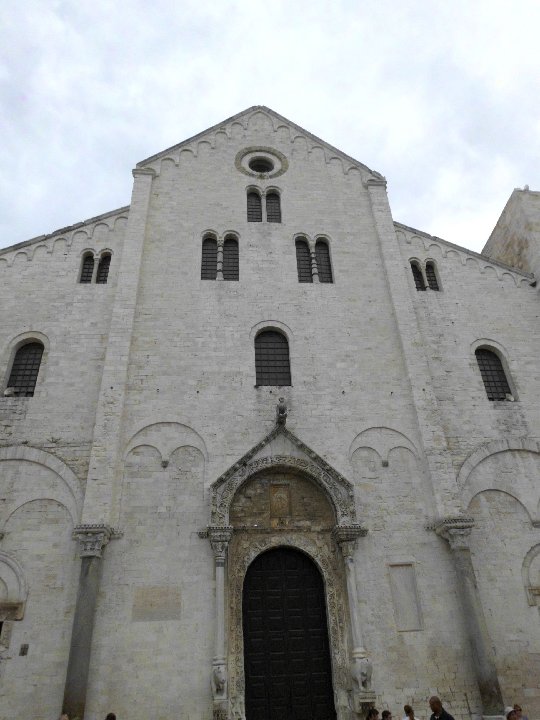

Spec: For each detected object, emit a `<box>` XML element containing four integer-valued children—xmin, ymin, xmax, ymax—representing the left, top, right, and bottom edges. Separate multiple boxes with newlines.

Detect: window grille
<box><xmin>410</xmin><ymin>262</ymin><xmax>426</xmax><ymax>290</ymax></box>
<box><xmin>80</xmin><ymin>254</ymin><xmax>94</xmax><ymax>283</ymax></box>
<box><xmin>266</xmin><ymin>192</ymin><xmax>281</xmax><ymax>223</ymax></box>
<box><xmin>96</xmin><ymin>254</ymin><xmax>111</xmax><ymax>284</ymax></box>
<box><xmin>425</xmin><ymin>262</ymin><xmax>439</xmax><ymax>290</ymax></box>
<box><xmin>201</xmin><ymin>237</ymin><xmax>218</xmax><ymax>280</ymax></box>
<box><xmin>223</xmin><ymin>238</ymin><xmax>239</xmax><ymax>281</ymax></box>
<box><xmin>475</xmin><ymin>349</ymin><xmax>511</xmax><ymax>400</ymax></box>
<box><xmin>315</xmin><ymin>241</ymin><xmax>333</xmax><ymax>283</ymax></box>
<box><xmin>7</xmin><ymin>342</ymin><xmax>44</xmax><ymax>397</ymax></box>
<box><xmin>247</xmin><ymin>192</ymin><xmax>262</xmax><ymax>222</ymax></box>
<box><xmin>255</xmin><ymin>331</ymin><xmax>291</xmax><ymax>386</ymax></box>
<box><xmin>295</xmin><ymin>239</ymin><xmax>312</xmax><ymax>283</ymax></box>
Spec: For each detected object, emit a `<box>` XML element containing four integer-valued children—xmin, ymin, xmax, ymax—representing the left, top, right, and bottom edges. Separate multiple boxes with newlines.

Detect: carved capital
<box><xmin>333</xmin><ymin>524</ymin><xmax>368</xmax><ymax>558</ymax></box>
<box><xmin>434</xmin><ymin>516</ymin><xmax>475</xmax><ymax>551</ymax></box>
<box><xmin>73</xmin><ymin>524</ymin><xmax>118</xmax><ymax>558</ymax></box>
<box><xmin>208</xmin><ymin>526</ymin><xmax>233</xmax><ymax>562</ymax></box>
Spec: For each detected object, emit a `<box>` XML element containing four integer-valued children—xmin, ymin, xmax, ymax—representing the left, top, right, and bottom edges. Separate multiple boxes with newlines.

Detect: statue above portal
<box><xmin>276</xmin><ymin>397</ymin><xmax>288</xmax><ymax>425</ymax></box>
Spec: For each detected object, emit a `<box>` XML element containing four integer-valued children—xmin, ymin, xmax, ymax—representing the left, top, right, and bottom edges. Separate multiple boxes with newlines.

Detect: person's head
<box><xmin>60</xmin><ymin>715</ymin><xmax>69</xmax><ymax>720</ymax></box>
<box><xmin>105</xmin><ymin>714</ymin><xmax>116</xmax><ymax>720</ymax></box>
<box><xmin>404</xmin><ymin>706</ymin><xmax>413</xmax><ymax>717</ymax></box>
<box><xmin>429</xmin><ymin>697</ymin><xmax>443</xmax><ymax>715</ymax></box>
<box><xmin>382</xmin><ymin>711</ymin><xmax>392</xmax><ymax>720</ymax></box>
<box><xmin>367</xmin><ymin>709</ymin><xmax>379</xmax><ymax>720</ymax></box>
<box><xmin>514</xmin><ymin>706</ymin><xmax>523</xmax><ymax>719</ymax></box>
<box><xmin>507</xmin><ymin>711</ymin><xmax>517</xmax><ymax>720</ymax></box>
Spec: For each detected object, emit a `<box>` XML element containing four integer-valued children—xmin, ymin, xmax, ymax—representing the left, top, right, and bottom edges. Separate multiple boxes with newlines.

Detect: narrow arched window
<box><xmin>223</xmin><ymin>237</ymin><xmax>239</xmax><ymax>281</ymax></box>
<box><xmin>425</xmin><ymin>261</ymin><xmax>439</xmax><ymax>291</ymax></box>
<box><xmin>7</xmin><ymin>342</ymin><xmax>44</xmax><ymax>397</ymax></box>
<box><xmin>96</xmin><ymin>254</ymin><xmax>111</xmax><ymax>284</ymax></box>
<box><xmin>201</xmin><ymin>237</ymin><xmax>218</xmax><ymax>280</ymax></box>
<box><xmin>295</xmin><ymin>238</ymin><xmax>312</xmax><ymax>283</ymax></box>
<box><xmin>475</xmin><ymin>348</ymin><xmax>512</xmax><ymax>400</ymax></box>
<box><xmin>266</xmin><ymin>192</ymin><xmax>281</xmax><ymax>223</ymax></box>
<box><xmin>79</xmin><ymin>253</ymin><xmax>94</xmax><ymax>283</ymax></box>
<box><xmin>247</xmin><ymin>192</ymin><xmax>262</xmax><ymax>222</ymax></box>
<box><xmin>315</xmin><ymin>240</ymin><xmax>333</xmax><ymax>283</ymax></box>
<box><xmin>255</xmin><ymin>331</ymin><xmax>291</xmax><ymax>386</ymax></box>
<box><xmin>410</xmin><ymin>261</ymin><xmax>426</xmax><ymax>290</ymax></box>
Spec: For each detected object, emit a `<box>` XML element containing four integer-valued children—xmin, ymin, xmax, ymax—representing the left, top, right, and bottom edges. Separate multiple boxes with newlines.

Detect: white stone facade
<box><xmin>0</xmin><ymin>106</ymin><xmax>539</xmax><ymax>720</ymax></box>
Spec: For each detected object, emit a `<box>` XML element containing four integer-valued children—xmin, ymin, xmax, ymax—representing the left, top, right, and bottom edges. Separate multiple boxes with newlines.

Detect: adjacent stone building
<box><xmin>0</xmin><ymin>106</ymin><xmax>539</xmax><ymax>720</ymax></box>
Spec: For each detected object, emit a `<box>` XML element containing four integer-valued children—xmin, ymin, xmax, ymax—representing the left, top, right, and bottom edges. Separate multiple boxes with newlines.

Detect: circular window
<box><xmin>235</xmin><ymin>147</ymin><xmax>289</xmax><ymax>178</ymax></box>
<box><xmin>248</xmin><ymin>157</ymin><xmax>274</xmax><ymax>173</ymax></box>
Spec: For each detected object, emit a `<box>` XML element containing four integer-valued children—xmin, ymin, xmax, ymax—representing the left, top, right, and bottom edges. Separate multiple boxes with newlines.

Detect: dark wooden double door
<box><xmin>243</xmin><ymin>548</ymin><xmax>336</xmax><ymax>720</ymax></box>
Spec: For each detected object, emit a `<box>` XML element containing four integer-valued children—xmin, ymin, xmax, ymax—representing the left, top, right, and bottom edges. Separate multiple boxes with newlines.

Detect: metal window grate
<box><xmin>410</xmin><ymin>262</ymin><xmax>426</xmax><ymax>290</ymax></box>
<box><xmin>247</xmin><ymin>192</ymin><xmax>262</xmax><ymax>222</ymax></box>
<box><xmin>266</xmin><ymin>192</ymin><xmax>281</xmax><ymax>223</ymax></box>
<box><xmin>80</xmin><ymin>254</ymin><xmax>94</xmax><ymax>283</ymax></box>
<box><xmin>315</xmin><ymin>241</ymin><xmax>333</xmax><ymax>283</ymax></box>
<box><xmin>201</xmin><ymin>238</ymin><xmax>218</xmax><ymax>280</ymax></box>
<box><xmin>295</xmin><ymin>239</ymin><xmax>312</xmax><ymax>283</ymax></box>
<box><xmin>223</xmin><ymin>238</ymin><xmax>239</xmax><ymax>281</ymax></box>
<box><xmin>475</xmin><ymin>349</ymin><xmax>511</xmax><ymax>400</ymax></box>
<box><xmin>255</xmin><ymin>331</ymin><xmax>291</xmax><ymax>386</ymax></box>
<box><xmin>7</xmin><ymin>342</ymin><xmax>44</xmax><ymax>397</ymax></box>
<box><xmin>96</xmin><ymin>254</ymin><xmax>111</xmax><ymax>284</ymax></box>
<box><xmin>425</xmin><ymin>262</ymin><xmax>439</xmax><ymax>290</ymax></box>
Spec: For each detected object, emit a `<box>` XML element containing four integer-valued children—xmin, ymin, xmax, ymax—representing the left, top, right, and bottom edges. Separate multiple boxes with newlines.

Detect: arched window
<box><xmin>6</xmin><ymin>342</ymin><xmax>44</xmax><ymax>397</ymax></box>
<box><xmin>201</xmin><ymin>237</ymin><xmax>218</xmax><ymax>280</ymax></box>
<box><xmin>96</xmin><ymin>254</ymin><xmax>111</xmax><ymax>284</ymax></box>
<box><xmin>315</xmin><ymin>240</ymin><xmax>333</xmax><ymax>283</ymax></box>
<box><xmin>266</xmin><ymin>192</ymin><xmax>281</xmax><ymax>223</ymax></box>
<box><xmin>410</xmin><ymin>261</ymin><xmax>426</xmax><ymax>290</ymax></box>
<box><xmin>295</xmin><ymin>238</ymin><xmax>312</xmax><ymax>283</ymax></box>
<box><xmin>255</xmin><ymin>331</ymin><xmax>291</xmax><ymax>386</ymax></box>
<box><xmin>475</xmin><ymin>348</ymin><xmax>512</xmax><ymax>400</ymax></box>
<box><xmin>223</xmin><ymin>237</ymin><xmax>239</xmax><ymax>281</ymax></box>
<box><xmin>247</xmin><ymin>192</ymin><xmax>262</xmax><ymax>222</ymax></box>
<box><xmin>79</xmin><ymin>253</ymin><xmax>94</xmax><ymax>283</ymax></box>
<box><xmin>425</xmin><ymin>261</ymin><xmax>440</xmax><ymax>291</ymax></box>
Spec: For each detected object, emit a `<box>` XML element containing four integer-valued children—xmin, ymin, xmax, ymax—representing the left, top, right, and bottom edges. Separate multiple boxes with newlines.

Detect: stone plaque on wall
<box><xmin>131</xmin><ymin>586</ymin><xmax>182</xmax><ymax>622</ymax></box>
<box><xmin>388</xmin><ymin>564</ymin><xmax>423</xmax><ymax>631</ymax></box>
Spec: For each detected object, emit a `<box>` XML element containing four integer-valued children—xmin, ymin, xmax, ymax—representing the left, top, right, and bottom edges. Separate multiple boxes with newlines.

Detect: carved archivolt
<box><xmin>227</xmin><ymin>532</ymin><xmax>350</xmax><ymax>720</ymax></box>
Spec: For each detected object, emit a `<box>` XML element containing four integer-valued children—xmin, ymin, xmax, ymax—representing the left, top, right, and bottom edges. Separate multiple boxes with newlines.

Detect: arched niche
<box><xmin>0</xmin><ymin>551</ymin><xmax>28</xmax><ymax>620</ymax></box>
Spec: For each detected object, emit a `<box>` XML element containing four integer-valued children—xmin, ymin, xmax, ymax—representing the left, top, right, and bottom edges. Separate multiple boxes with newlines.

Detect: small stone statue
<box><xmin>276</xmin><ymin>397</ymin><xmax>288</xmax><ymax>425</ymax></box>
<box><xmin>211</xmin><ymin>664</ymin><xmax>227</xmax><ymax>698</ymax></box>
<box><xmin>351</xmin><ymin>655</ymin><xmax>373</xmax><ymax>691</ymax></box>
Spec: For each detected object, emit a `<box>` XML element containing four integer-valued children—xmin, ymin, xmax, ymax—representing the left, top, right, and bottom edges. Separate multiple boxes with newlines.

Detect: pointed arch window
<box><xmin>255</xmin><ymin>331</ymin><xmax>291</xmax><ymax>386</ymax></box>
<box><xmin>410</xmin><ymin>261</ymin><xmax>426</xmax><ymax>290</ymax></box>
<box><xmin>201</xmin><ymin>237</ymin><xmax>218</xmax><ymax>280</ymax></box>
<box><xmin>223</xmin><ymin>237</ymin><xmax>239</xmax><ymax>281</ymax></box>
<box><xmin>315</xmin><ymin>240</ymin><xmax>333</xmax><ymax>283</ymax></box>
<box><xmin>247</xmin><ymin>192</ymin><xmax>262</xmax><ymax>222</ymax></box>
<box><xmin>7</xmin><ymin>342</ymin><xmax>44</xmax><ymax>397</ymax></box>
<box><xmin>79</xmin><ymin>253</ymin><xmax>94</xmax><ymax>283</ymax></box>
<box><xmin>96</xmin><ymin>254</ymin><xmax>111</xmax><ymax>284</ymax></box>
<box><xmin>266</xmin><ymin>192</ymin><xmax>281</xmax><ymax>223</ymax></box>
<box><xmin>295</xmin><ymin>238</ymin><xmax>312</xmax><ymax>283</ymax></box>
<box><xmin>475</xmin><ymin>348</ymin><xmax>512</xmax><ymax>400</ymax></box>
<box><xmin>425</xmin><ymin>261</ymin><xmax>440</xmax><ymax>291</ymax></box>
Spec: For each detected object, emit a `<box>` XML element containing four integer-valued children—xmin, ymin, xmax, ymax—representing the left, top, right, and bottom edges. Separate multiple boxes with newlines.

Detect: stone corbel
<box><xmin>73</xmin><ymin>524</ymin><xmax>122</xmax><ymax>558</ymax></box>
<box><xmin>433</xmin><ymin>516</ymin><xmax>475</xmax><ymax>550</ymax></box>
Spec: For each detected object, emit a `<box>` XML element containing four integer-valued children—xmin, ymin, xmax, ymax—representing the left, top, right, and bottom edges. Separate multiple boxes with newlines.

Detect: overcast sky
<box><xmin>1</xmin><ymin>0</ymin><xmax>538</xmax><ymax>252</ymax></box>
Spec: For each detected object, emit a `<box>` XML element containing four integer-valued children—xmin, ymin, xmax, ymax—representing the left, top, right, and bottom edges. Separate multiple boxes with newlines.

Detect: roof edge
<box><xmin>394</xmin><ymin>220</ymin><xmax>534</xmax><ymax>279</ymax></box>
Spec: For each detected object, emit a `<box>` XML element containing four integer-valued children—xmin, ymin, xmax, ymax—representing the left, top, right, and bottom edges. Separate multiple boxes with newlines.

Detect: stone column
<box><xmin>310</xmin><ymin>250</ymin><xmax>320</xmax><ymax>283</ymax></box>
<box><xmin>216</xmin><ymin>240</ymin><xmax>224</xmax><ymax>281</ymax></box>
<box><xmin>62</xmin><ymin>525</ymin><xmax>114</xmax><ymax>719</ymax></box>
<box><xmin>435</xmin><ymin>518</ymin><xmax>504</xmax><ymax>719</ymax></box>
<box><xmin>208</xmin><ymin>526</ymin><xmax>233</xmax><ymax>720</ymax></box>
<box><xmin>333</xmin><ymin>525</ymin><xmax>374</xmax><ymax>711</ymax></box>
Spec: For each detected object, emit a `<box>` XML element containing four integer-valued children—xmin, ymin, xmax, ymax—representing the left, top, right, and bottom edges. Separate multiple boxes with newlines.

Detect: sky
<box><xmin>1</xmin><ymin>0</ymin><xmax>539</xmax><ymax>252</ymax></box>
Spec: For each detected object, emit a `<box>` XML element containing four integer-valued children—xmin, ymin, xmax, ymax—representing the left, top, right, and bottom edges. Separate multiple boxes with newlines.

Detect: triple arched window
<box><xmin>79</xmin><ymin>252</ymin><xmax>111</xmax><ymax>284</ymax></box>
<box><xmin>6</xmin><ymin>342</ymin><xmax>44</xmax><ymax>397</ymax></box>
<box><xmin>295</xmin><ymin>237</ymin><xmax>333</xmax><ymax>283</ymax></box>
<box><xmin>410</xmin><ymin>260</ymin><xmax>440</xmax><ymax>291</ymax></box>
<box><xmin>247</xmin><ymin>190</ymin><xmax>281</xmax><ymax>223</ymax></box>
<box><xmin>201</xmin><ymin>235</ymin><xmax>239</xmax><ymax>281</ymax></box>
<box><xmin>475</xmin><ymin>348</ymin><xmax>512</xmax><ymax>400</ymax></box>
<box><xmin>255</xmin><ymin>331</ymin><xmax>291</xmax><ymax>386</ymax></box>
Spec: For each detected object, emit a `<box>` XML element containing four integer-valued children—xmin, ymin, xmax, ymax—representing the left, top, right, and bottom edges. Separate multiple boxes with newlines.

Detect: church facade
<box><xmin>0</xmin><ymin>106</ymin><xmax>539</xmax><ymax>720</ymax></box>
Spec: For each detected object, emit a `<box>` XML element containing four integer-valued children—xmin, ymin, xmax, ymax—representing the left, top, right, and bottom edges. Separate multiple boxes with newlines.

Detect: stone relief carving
<box><xmin>433</xmin><ymin>516</ymin><xmax>475</xmax><ymax>550</ymax></box>
<box><xmin>73</xmin><ymin>524</ymin><xmax>122</xmax><ymax>558</ymax></box>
